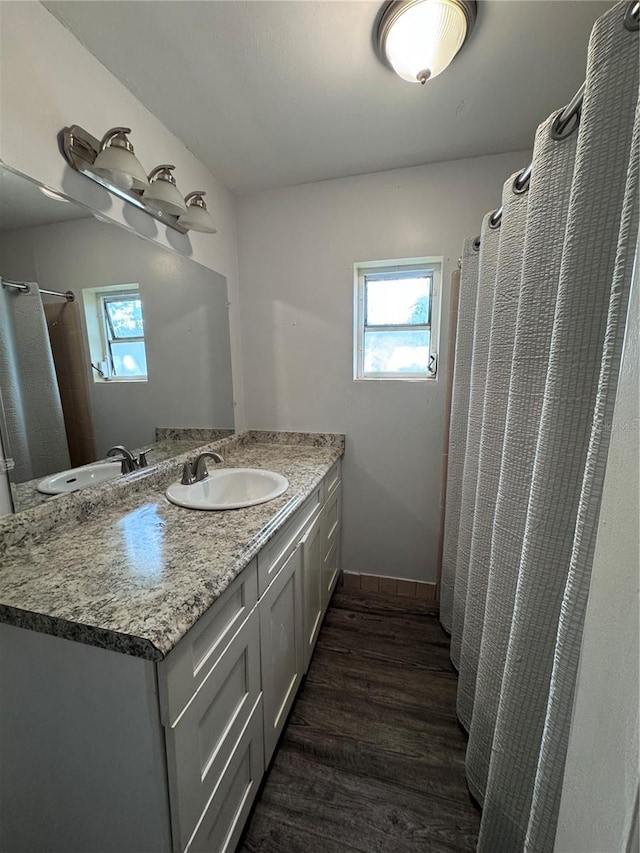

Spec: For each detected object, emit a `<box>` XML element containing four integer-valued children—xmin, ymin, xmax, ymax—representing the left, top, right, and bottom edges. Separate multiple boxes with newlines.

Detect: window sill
<box><xmin>354</xmin><ymin>375</ymin><xmax>438</xmax><ymax>383</ymax></box>
<box><xmin>94</xmin><ymin>377</ymin><xmax>149</xmax><ymax>384</ymax></box>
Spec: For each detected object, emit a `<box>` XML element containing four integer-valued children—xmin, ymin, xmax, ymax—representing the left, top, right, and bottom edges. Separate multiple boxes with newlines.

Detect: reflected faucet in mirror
<box><xmin>106</xmin><ymin>445</ymin><xmax>150</xmax><ymax>475</ymax></box>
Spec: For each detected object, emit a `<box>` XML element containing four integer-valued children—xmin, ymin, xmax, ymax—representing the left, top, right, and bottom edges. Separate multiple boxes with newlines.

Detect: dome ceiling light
<box><xmin>376</xmin><ymin>0</ymin><xmax>477</xmax><ymax>84</ymax></box>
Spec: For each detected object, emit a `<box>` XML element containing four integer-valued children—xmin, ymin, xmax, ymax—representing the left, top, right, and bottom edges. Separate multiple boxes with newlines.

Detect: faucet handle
<box><xmin>137</xmin><ymin>449</ymin><xmax>151</xmax><ymax>468</ymax></box>
<box><xmin>180</xmin><ymin>461</ymin><xmax>196</xmax><ymax>486</ymax></box>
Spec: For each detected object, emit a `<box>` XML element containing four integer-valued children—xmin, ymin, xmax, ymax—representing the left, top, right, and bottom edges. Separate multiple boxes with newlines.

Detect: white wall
<box><xmin>0</xmin><ymin>1</ymin><xmax>246</xmax><ymax>430</ymax></box>
<box><xmin>237</xmin><ymin>151</ymin><xmax>529</xmax><ymax>581</ymax></box>
<box><xmin>554</xmin><ymin>255</ymin><xmax>639</xmax><ymax>853</ymax></box>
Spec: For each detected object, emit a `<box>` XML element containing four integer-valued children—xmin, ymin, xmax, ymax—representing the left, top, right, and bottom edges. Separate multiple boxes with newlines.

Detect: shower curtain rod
<box><xmin>484</xmin><ymin>0</ymin><xmax>639</xmax><ymax>234</ymax></box>
<box><xmin>1</xmin><ymin>279</ymin><xmax>75</xmax><ymax>302</ymax></box>
<box><xmin>487</xmin><ymin>82</ymin><xmax>585</xmax><ymax>231</ymax></box>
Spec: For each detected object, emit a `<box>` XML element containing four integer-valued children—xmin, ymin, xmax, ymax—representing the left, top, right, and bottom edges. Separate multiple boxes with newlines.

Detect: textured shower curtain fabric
<box><xmin>440</xmin><ymin>2</ymin><xmax>639</xmax><ymax>851</ymax></box>
<box><xmin>449</xmin><ymin>214</ymin><xmax>500</xmax><ymax>671</ymax></box>
<box><xmin>465</xmin><ymin>109</ymin><xmax>578</xmax><ymax>808</ymax></box>
<box><xmin>456</xmin><ymin>174</ymin><xmax>529</xmax><ymax>735</ymax></box>
<box><xmin>0</xmin><ymin>283</ymin><xmax>70</xmax><ymax>481</ymax></box>
<box><xmin>439</xmin><ymin>237</ymin><xmax>479</xmax><ymax>634</ymax></box>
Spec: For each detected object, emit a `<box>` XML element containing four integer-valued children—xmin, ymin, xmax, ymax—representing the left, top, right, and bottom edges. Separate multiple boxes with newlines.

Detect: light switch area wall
<box><xmin>237</xmin><ymin>150</ymin><xmax>530</xmax><ymax>582</ymax></box>
<box><xmin>0</xmin><ymin>218</ymin><xmax>234</xmax><ymax>456</ymax></box>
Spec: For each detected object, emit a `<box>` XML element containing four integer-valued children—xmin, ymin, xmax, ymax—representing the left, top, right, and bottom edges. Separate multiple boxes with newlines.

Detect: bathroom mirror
<box><xmin>0</xmin><ymin>166</ymin><xmax>234</xmax><ymax>514</ymax></box>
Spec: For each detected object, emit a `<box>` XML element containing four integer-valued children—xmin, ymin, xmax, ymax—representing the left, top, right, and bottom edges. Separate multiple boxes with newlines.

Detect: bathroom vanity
<box><xmin>0</xmin><ymin>431</ymin><xmax>343</xmax><ymax>853</ymax></box>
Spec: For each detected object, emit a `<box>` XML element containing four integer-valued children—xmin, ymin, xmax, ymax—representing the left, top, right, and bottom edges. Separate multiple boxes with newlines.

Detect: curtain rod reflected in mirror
<box><xmin>1</xmin><ymin>278</ymin><xmax>75</xmax><ymax>302</ymax></box>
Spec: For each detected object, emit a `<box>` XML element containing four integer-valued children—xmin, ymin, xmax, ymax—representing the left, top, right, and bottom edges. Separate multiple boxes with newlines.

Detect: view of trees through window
<box><xmin>363</xmin><ymin>274</ymin><xmax>432</xmax><ymax>375</ymax></box>
<box><xmin>103</xmin><ymin>294</ymin><xmax>148</xmax><ymax>378</ymax></box>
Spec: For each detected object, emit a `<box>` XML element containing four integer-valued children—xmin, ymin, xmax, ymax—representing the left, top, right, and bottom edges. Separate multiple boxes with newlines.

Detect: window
<box><xmin>100</xmin><ymin>291</ymin><xmax>147</xmax><ymax>378</ymax></box>
<box><xmin>82</xmin><ymin>285</ymin><xmax>148</xmax><ymax>381</ymax></box>
<box><xmin>354</xmin><ymin>258</ymin><xmax>441</xmax><ymax>380</ymax></box>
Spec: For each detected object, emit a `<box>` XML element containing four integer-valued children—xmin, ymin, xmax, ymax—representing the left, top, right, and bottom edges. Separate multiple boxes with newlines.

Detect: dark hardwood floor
<box><xmin>238</xmin><ymin>586</ymin><xmax>480</xmax><ymax>853</ymax></box>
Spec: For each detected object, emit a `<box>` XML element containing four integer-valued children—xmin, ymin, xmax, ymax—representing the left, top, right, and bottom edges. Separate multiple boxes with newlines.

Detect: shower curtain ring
<box><xmin>550</xmin><ymin>108</ymin><xmax>581</xmax><ymax>141</ymax></box>
<box><xmin>624</xmin><ymin>0</ymin><xmax>639</xmax><ymax>31</ymax></box>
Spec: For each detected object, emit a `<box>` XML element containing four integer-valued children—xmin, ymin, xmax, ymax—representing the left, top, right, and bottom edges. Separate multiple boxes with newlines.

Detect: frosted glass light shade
<box><xmin>178</xmin><ymin>193</ymin><xmax>217</xmax><ymax>233</ymax></box>
<box><xmin>142</xmin><ymin>166</ymin><xmax>187</xmax><ymax>216</ymax></box>
<box><xmin>379</xmin><ymin>0</ymin><xmax>475</xmax><ymax>84</ymax></box>
<box><xmin>93</xmin><ymin>144</ymin><xmax>149</xmax><ymax>191</ymax></box>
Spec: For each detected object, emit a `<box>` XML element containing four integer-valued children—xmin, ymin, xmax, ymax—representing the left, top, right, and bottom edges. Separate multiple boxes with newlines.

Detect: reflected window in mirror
<box><xmin>83</xmin><ymin>284</ymin><xmax>148</xmax><ymax>381</ymax></box>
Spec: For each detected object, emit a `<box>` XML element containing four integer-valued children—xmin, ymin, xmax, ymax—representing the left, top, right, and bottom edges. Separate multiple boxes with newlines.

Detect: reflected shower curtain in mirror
<box><xmin>0</xmin><ymin>282</ymin><xmax>70</xmax><ymax>481</ymax></box>
<box><xmin>440</xmin><ymin>2</ymin><xmax>639</xmax><ymax>851</ymax></box>
<box><xmin>44</xmin><ymin>300</ymin><xmax>97</xmax><ymax>468</ymax></box>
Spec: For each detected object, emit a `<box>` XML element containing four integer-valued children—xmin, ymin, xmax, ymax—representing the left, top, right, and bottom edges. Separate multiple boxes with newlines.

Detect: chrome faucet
<box><xmin>106</xmin><ymin>445</ymin><xmax>150</xmax><ymax>475</ymax></box>
<box><xmin>181</xmin><ymin>451</ymin><xmax>224</xmax><ymax>485</ymax></box>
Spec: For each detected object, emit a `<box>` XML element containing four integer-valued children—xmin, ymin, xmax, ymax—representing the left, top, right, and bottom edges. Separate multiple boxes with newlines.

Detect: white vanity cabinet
<box><xmin>259</xmin><ymin>539</ymin><xmax>305</xmax><ymax>764</ymax></box>
<box><xmin>157</xmin><ymin>461</ymin><xmax>342</xmax><ymax>852</ymax></box>
<box><xmin>322</xmin><ymin>461</ymin><xmax>342</xmax><ymax>608</ymax></box>
<box><xmin>254</xmin><ymin>482</ymin><xmax>323</xmax><ymax>763</ymax></box>
<box><xmin>157</xmin><ymin>561</ymin><xmax>262</xmax><ymax>853</ymax></box>
<box><xmin>0</xmin><ymin>460</ymin><xmax>342</xmax><ymax>853</ymax></box>
<box><xmin>301</xmin><ymin>511</ymin><xmax>323</xmax><ymax>673</ymax></box>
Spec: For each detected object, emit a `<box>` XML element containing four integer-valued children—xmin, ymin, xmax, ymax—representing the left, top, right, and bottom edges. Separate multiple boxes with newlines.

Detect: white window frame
<box><xmin>99</xmin><ymin>288</ymin><xmax>148</xmax><ymax>381</ymax></box>
<box><xmin>353</xmin><ymin>257</ymin><xmax>442</xmax><ymax>381</ymax></box>
<box><xmin>82</xmin><ymin>283</ymin><xmax>148</xmax><ymax>383</ymax></box>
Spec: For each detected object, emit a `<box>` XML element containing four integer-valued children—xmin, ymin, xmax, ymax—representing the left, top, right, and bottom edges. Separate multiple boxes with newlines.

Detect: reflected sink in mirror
<box><xmin>37</xmin><ymin>461</ymin><xmax>123</xmax><ymax>495</ymax></box>
<box><xmin>166</xmin><ymin>469</ymin><xmax>289</xmax><ymax>511</ymax></box>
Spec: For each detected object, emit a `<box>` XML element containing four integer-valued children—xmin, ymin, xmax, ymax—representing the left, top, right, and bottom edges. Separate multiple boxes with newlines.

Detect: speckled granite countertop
<box><xmin>0</xmin><ymin>432</ymin><xmax>344</xmax><ymax>661</ymax></box>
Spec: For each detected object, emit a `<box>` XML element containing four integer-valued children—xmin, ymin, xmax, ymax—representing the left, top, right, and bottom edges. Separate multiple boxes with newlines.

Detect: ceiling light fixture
<box><xmin>377</xmin><ymin>0</ymin><xmax>476</xmax><ymax>85</ymax></box>
<box><xmin>178</xmin><ymin>192</ymin><xmax>217</xmax><ymax>234</ymax></box>
<box><xmin>59</xmin><ymin>125</ymin><xmax>218</xmax><ymax>236</ymax></box>
<box><xmin>142</xmin><ymin>165</ymin><xmax>187</xmax><ymax>215</ymax></box>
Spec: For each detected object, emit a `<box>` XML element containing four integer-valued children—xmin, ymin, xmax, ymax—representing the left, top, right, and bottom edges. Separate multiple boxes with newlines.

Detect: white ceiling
<box><xmin>44</xmin><ymin>0</ymin><xmax>611</xmax><ymax>194</ymax></box>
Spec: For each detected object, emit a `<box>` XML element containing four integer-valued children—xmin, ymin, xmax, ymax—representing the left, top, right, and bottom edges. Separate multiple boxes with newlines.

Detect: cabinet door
<box><xmin>164</xmin><ymin>609</ymin><xmax>261</xmax><ymax>851</ymax></box>
<box><xmin>259</xmin><ymin>543</ymin><xmax>304</xmax><ymax>765</ymax></box>
<box><xmin>323</xmin><ymin>539</ymin><xmax>340</xmax><ymax>610</ymax></box>
<box><xmin>301</xmin><ymin>512</ymin><xmax>323</xmax><ymax>672</ymax></box>
<box><xmin>322</xmin><ymin>483</ymin><xmax>342</xmax><ymax>609</ymax></box>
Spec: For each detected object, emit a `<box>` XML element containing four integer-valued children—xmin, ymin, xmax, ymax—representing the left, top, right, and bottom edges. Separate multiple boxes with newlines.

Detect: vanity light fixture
<box><xmin>58</xmin><ymin>124</ymin><xmax>217</xmax><ymax>236</ymax></box>
<box><xmin>142</xmin><ymin>165</ymin><xmax>187</xmax><ymax>216</ymax></box>
<box><xmin>376</xmin><ymin>0</ymin><xmax>476</xmax><ymax>84</ymax></box>
<box><xmin>92</xmin><ymin>127</ymin><xmax>149</xmax><ymax>191</ymax></box>
<box><xmin>178</xmin><ymin>192</ymin><xmax>217</xmax><ymax>234</ymax></box>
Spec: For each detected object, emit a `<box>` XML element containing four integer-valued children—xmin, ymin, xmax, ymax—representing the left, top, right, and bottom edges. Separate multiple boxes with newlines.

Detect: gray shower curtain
<box><xmin>440</xmin><ymin>2</ymin><xmax>639</xmax><ymax>851</ymax></box>
<box><xmin>0</xmin><ymin>281</ymin><xmax>70</xmax><ymax>481</ymax></box>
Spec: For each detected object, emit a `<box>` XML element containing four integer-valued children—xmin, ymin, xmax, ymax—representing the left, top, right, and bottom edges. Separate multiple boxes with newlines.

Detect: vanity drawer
<box><xmin>166</xmin><ymin>607</ymin><xmax>261</xmax><ymax>852</ymax></box>
<box><xmin>159</xmin><ymin>559</ymin><xmax>258</xmax><ymax>726</ymax></box>
<box><xmin>183</xmin><ymin>698</ymin><xmax>264</xmax><ymax>853</ymax></box>
<box><xmin>257</xmin><ymin>486</ymin><xmax>321</xmax><ymax>596</ymax></box>
<box><xmin>322</xmin><ymin>482</ymin><xmax>342</xmax><ymax>560</ymax></box>
<box><xmin>324</xmin><ymin>460</ymin><xmax>341</xmax><ymax>501</ymax></box>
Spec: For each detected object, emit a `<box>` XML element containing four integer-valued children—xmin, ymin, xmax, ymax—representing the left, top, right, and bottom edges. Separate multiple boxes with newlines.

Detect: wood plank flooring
<box><xmin>238</xmin><ymin>587</ymin><xmax>480</xmax><ymax>853</ymax></box>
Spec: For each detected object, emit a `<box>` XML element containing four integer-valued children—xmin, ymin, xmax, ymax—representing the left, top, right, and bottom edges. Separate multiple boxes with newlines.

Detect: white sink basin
<box><xmin>166</xmin><ymin>468</ymin><xmax>289</xmax><ymax>511</ymax></box>
<box><xmin>37</xmin><ymin>461</ymin><xmax>123</xmax><ymax>495</ymax></box>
